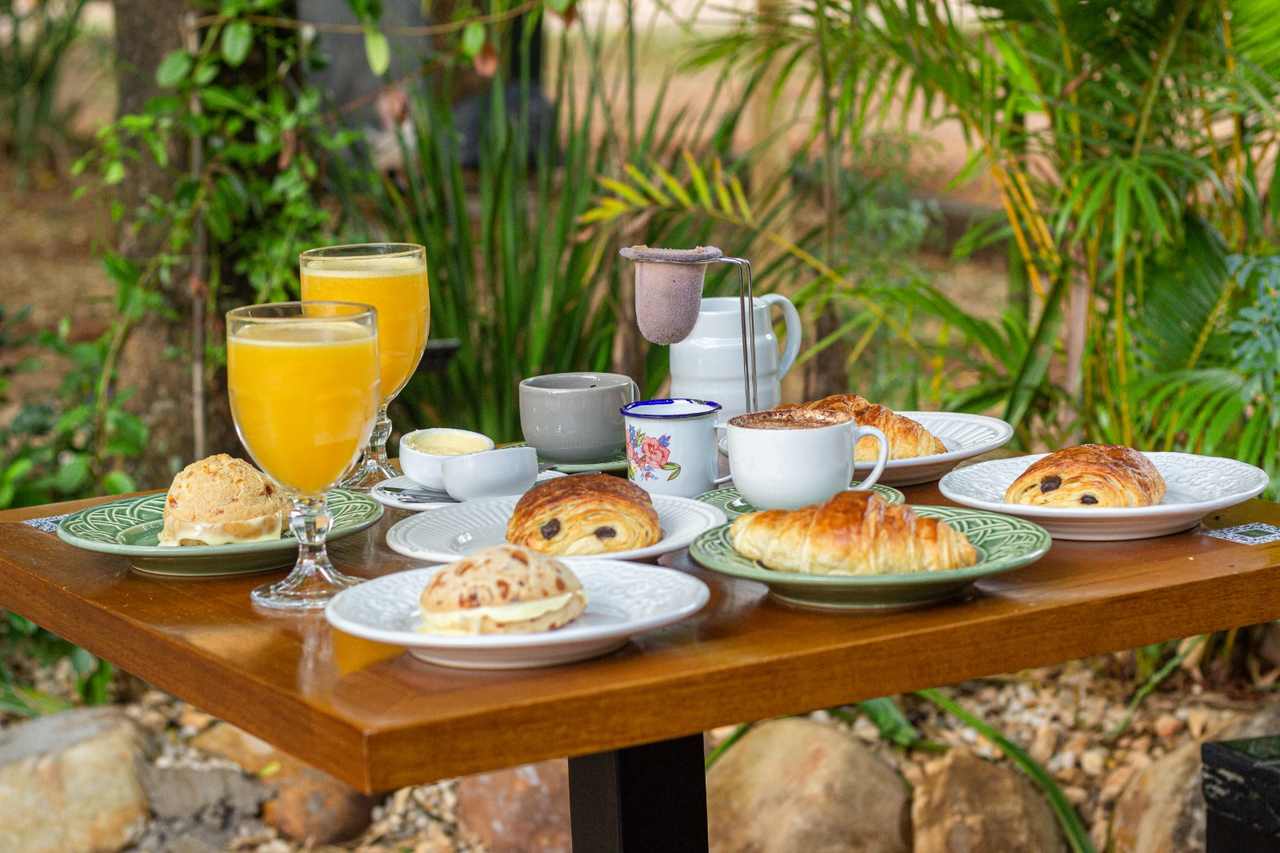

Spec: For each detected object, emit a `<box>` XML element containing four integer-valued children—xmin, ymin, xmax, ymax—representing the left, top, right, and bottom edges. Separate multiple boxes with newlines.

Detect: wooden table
<box><xmin>3</xmin><ymin>485</ymin><xmax>1280</xmax><ymax>851</ymax></box>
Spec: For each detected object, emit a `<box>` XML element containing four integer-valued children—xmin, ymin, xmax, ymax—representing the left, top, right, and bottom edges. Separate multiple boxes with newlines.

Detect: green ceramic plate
<box><xmin>696</xmin><ymin>484</ymin><xmax>906</xmax><ymax>519</ymax></box>
<box><xmin>689</xmin><ymin>506</ymin><xmax>1050</xmax><ymax>612</ymax></box>
<box><xmin>507</xmin><ymin>442</ymin><xmax>629</xmax><ymax>473</ymax></box>
<box><xmin>56</xmin><ymin>489</ymin><xmax>383</xmax><ymax>577</ymax></box>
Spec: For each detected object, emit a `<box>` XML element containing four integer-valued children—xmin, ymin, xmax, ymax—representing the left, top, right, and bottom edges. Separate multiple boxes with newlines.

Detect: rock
<box><xmin>190</xmin><ymin>722</ymin><xmax>279</xmax><ymax>774</ymax></box>
<box><xmin>912</xmin><ymin>749</ymin><xmax>1067</xmax><ymax>853</ymax></box>
<box><xmin>1030</xmin><ymin>725</ymin><xmax>1057</xmax><ymax>764</ymax></box>
<box><xmin>410</xmin><ymin>822</ymin><xmax>457</xmax><ymax>853</ymax></box>
<box><xmin>165</xmin><ymin>838</ymin><xmax>224</xmax><ymax>853</ymax></box>
<box><xmin>192</xmin><ymin>721</ymin><xmax>373</xmax><ymax>844</ymax></box>
<box><xmin>1101</xmin><ymin>766</ymin><xmax>1136</xmax><ymax>804</ymax></box>
<box><xmin>1186</xmin><ymin>708</ymin><xmax>1209</xmax><ymax>739</ymax></box>
<box><xmin>177</xmin><ymin>707</ymin><xmax>214</xmax><ymax>733</ymax></box>
<box><xmin>137</xmin><ymin>709</ymin><xmax>168</xmax><ymax>732</ymax></box>
<box><xmin>1110</xmin><ymin>737</ymin><xmax>1200</xmax><ymax>852</ymax></box>
<box><xmin>262</xmin><ymin>765</ymin><xmax>376</xmax><ymax>844</ymax></box>
<box><xmin>455</xmin><ymin>760</ymin><xmax>570</xmax><ymax>853</ymax></box>
<box><xmin>0</xmin><ymin>707</ymin><xmax>149</xmax><ymax>853</ymax></box>
<box><xmin>1154</xmin><ymin>714</ymin><xmax>1183</xmax><ymax>739</ymax></box>
<box><xmin>1111</xmin><ymin>703</ymin><xmax>1280</xmax><ymax>852</ymax></box>
<box><xmin>707</xmin><ymin>717</ymin><xmax>910</xmax><ymax>853</ymax></box>
<box><xmin>1081</xmin><ymin>747</ymin><xmax>1107</xmax><ymax>777</ymax></box>
<box><xmin>139</xmin><ymin>765</ymin><xmax>267</xmax><ymax>819</ymax></box>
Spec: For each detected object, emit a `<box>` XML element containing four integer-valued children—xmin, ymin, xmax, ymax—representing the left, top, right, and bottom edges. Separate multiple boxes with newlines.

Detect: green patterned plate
<box><xmin>696</xmin><ymin>484</ymin><xmax>906</xmax><ymax>519</ymax></box>
<box><xmin>56</xmin><ymin>489</ymin><xmax>383</xmax><ymax>577</ymax></box>
<box><xmin>507</xmin><ymin>442</ymin><xmax>628</xmax><ymax>473</ymax></box>
<box><xmin>689</xmin><ymin>506</ymin><xmax>1050</xmax><ymax>611</ymax></box>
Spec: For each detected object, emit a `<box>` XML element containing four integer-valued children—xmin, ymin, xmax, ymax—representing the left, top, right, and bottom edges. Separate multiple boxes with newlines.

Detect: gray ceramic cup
<box><xmin>519</xmin><ymin>372</ymin><xmax>638</xmax><ymax>463</ymax></box>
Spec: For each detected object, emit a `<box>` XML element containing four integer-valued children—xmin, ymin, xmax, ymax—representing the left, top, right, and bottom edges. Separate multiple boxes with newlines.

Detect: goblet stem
<box><xmin>251</xmin><ymin>493</ymin><xmax>362</xmax><ymax>610</ymax></box>
<box><xmin>340</xmin><ymin>405</ymin><xmax>398</xmax><ymax>490</ymax></box>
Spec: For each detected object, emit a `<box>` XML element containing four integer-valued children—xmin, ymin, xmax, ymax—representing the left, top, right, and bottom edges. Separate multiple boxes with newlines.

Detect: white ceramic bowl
<box><xmin>399</xmin><ymin>428</ymin><xmax>495</xmax><ymax>490</ymax></box>
<box><xmin>442</xmin><ymin>446</ymin><xmax>539</xmax><ymax>501</ymax></box>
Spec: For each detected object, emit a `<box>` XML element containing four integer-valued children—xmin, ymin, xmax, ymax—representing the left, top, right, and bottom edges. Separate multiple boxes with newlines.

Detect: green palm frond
<box><xmin>1135</xmin><ymin>217</ymin><xmax>1234</xmax><ymax>373</ymax></box>
<box><xmin>1232</xmin><ymin>0</ymin><xmax>1280</xmax><ymax>83</ymax></box>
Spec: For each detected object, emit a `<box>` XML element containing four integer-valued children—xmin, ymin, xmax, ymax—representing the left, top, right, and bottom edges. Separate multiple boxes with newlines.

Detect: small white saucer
<box><xmin>372</xmin><ymin>472</ymin><xmax>565</xmax><ymax>512</ymax></box>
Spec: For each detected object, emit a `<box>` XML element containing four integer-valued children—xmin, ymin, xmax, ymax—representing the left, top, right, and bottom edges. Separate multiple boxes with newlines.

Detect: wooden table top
<box><xmin>2</xmin><ymin>485</ymin><xmax>1279</xmax><ymax>793</ymax></box>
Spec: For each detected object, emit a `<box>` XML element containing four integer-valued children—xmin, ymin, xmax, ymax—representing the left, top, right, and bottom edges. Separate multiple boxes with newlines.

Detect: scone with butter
<box><xmin>418</xmin><ymin>545</ymin><xmax>587</xmax><ymax>635</ymax></box>
<box><xmin>159</xmin><ymin>454</ymin><xmax>290</xmax><ymax>546</ymax></box>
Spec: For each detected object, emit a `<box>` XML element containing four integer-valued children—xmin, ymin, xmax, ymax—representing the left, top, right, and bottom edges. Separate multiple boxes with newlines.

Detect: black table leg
<box><xmin>1202</xmin><ymin>737</ymin><xmax>1280</xmax><ymax>851</ymax></box>
<box><xmin>568</xmin><ymin>733</ymin><xmax>709</xmax><ymax>852</ymax></box>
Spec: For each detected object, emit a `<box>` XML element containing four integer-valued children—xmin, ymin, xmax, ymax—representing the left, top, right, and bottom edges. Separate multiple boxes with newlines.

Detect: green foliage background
<box><xmin>1</xmin><ymin>3</ymin><xmax>1279</xmax><ymax>842</ymax></box>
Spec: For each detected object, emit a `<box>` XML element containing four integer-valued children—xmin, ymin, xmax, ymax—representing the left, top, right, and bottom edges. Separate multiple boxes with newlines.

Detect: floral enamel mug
<box><xmin>621</xmin><ymin>399</ymin><xmax>723</xmax><ymax>498</ymax></box>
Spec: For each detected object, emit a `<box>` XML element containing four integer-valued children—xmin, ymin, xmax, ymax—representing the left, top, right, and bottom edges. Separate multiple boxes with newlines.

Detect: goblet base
<box><xmin>339</xmin><ymin>454</ymin><xmax>399</xmax><ymax>491</ymax></box>
<box><xmin>339</xmin><ymin>407</ymin><xmax>397</xmax><ymax>491</ymax></box>
<box><xmin>251</xmin><ymin>563</ymin><xmax>363</xmax><ymax>611</ymax></box>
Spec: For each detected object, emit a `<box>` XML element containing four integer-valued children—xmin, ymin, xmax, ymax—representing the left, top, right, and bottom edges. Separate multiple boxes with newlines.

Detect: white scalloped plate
<box><xmin>718</xmin><ymin>411</ymin><xmax>1013</xmax><ymax>486</ymax></box>
<box><xmin>325</xmin><ymin>561</ymin><xmax>709</xmax><ymax>668</ymax></box>
<box><xmin>384</xmin><ymin>494</ymin><xmax>727</xmax><ymax>563</ymax></box>
<box><xmin>939</xmin><ymin>452</ymin><xmax>1270</xmax><ymax>540</ymax></box>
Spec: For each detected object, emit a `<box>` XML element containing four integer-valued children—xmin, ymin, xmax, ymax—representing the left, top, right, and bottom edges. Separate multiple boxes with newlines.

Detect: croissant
<box><xmin>1003</xmin><ymin>444</ymin><xmax>1165</xmax><ymax>508</ymax></box>
<box><xmin>776</xmin><ymin>394</ymin><xmax>946</xmax><ymax>461</ymax></box>
<box><xmin>729</xmin><ymin>490</ymin><xmax>977</xmax><ymax>575</ymax></box>
<box><xmin>506</xmin><ymin>473</ymin><xmax>661</xmax><ymax>556</ymax></box>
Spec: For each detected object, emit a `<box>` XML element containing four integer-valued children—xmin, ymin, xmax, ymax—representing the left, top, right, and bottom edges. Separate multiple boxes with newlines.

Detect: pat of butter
<box><xmin>158</xmin><ymin>515</ymin><xmax>284</xmax><ymax>547</ymax></box>
<box><xmin>406</xmin><ymin>430</ymin><xmax>491</xmax><ymax>456</ymax></box>
<box><xmin>417</xmin><ymin>591</ymin><xmax>585</xmax><ymax>635</ymax></box>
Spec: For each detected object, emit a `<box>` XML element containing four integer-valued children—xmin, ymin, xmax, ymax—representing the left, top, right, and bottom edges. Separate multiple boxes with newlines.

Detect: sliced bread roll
<box><xmin>418</xmin><ymin>545</ymin><xmax>587</xmax><ymax>635</ymax></box>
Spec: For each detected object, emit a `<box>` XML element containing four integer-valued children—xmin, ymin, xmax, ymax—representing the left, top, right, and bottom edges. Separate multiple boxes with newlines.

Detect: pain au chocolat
<box><xmin>1003</xmin><ymin>444</ymin><xmax>1166</xmax><ymax>508</ymax></box>
<box><xmin>775</xmin><ymin>394</ymin><xmax>946</xmax><ymax>461</ymax></box>
<box><xmin>506</xmin><ymin>473</ymin><xmax>661</xmax><ymax>556</ymax></box>
<box><xmin>729</xmin><ymin>490</ymin><xmax>977</xmax><ymax>575</ymax></box>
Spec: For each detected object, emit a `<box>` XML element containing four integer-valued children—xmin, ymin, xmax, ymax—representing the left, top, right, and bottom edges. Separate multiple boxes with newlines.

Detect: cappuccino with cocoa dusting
<box><xmin>729</xmin><ymin>408</ymin><xmax>851</xmax><ymax>430</ymax></box>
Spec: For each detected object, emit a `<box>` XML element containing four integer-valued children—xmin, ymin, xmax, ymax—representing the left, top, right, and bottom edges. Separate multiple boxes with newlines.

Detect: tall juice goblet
<box><xmin>226</xmin><ymin>302</ymin><xmax>381</xmax><ymax>610</ymax></box>
<box><xmin>300</xmin><ymin>243</ymin><xmax>429</xmax><ymax>490</ymax></box>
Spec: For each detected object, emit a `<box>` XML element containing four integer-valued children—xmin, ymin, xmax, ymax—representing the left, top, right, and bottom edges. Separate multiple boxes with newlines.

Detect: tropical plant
<box><xmin>343</xmin><ymin>11</ymin><xmax>784</xmax><ymax>441</ymax></box>
<box><xmin>0</xmin><ymin>306</ymin><xmax>145</xmax><ymax>510</ymax></box>
<box><xmin>594</xmin><ymin>0</ymin><xmax>1280</xmax><ymax>482</ymax></box>
<box><xmin>0</xmin><ymin>0</ymin><xmax>88</xmax><ymax>179</ymax></box>
<box><xmin>0</xmin><ymin>612</ymin><xmax>114</xmax><ymax>718</ymax></box>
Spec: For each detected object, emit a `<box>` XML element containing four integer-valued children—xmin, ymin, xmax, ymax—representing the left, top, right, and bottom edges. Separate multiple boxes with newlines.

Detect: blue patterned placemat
<box><xmin>21</xmin><ymin>515</ymin><xmax>67</xmax><ymax>535</ymax></box>
<box><xmin>1204</xmin><ymin>523</ymin><xmax>1280</xmax><ymax>546</ymax></box>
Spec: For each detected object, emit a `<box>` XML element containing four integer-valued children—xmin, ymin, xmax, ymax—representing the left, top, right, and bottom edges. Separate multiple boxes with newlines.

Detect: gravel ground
<box><xmin>4</xmin><ymin>647</ymin><xmax>1276</xmax><ymax>852</ymax></box>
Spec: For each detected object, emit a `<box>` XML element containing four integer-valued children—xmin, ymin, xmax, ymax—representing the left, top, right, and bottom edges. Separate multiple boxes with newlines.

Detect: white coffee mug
<box><xmin>621</xmin><ymin>398</ymin><xmax>723</xmax><ymax>498</ymax></box>
<box><xmin>715</xmin><ymin>410</ymin><xmax>889</xmax><ymax>510</ymax></box>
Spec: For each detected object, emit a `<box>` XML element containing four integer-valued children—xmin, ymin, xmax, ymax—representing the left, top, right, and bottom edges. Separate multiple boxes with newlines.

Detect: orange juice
<box><xmin>227</xmin><ymin>322</ymin><xmax>380</xmax><ymax>495</ymax></box>
<box><xmin>301</xmin><ymin>259</ymin><xmax>429</xmax><ymax>401</ymax></box>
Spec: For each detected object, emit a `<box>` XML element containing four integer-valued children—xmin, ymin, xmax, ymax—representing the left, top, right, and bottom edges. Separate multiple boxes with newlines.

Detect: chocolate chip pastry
<box><xmin>1003</xmin><ymin>444</ymin><xmax>1166</xmax><ymax>508</ymax></box>
<box><xmin>506</xmin><ymin>473</ymin><xmax>661</xmax><ymax>556</ymax></box>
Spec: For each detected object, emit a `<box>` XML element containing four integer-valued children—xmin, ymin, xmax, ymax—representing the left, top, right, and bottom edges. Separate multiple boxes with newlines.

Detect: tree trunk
<box><xmin>111</xmin><ymin>1</ymin><xmax>236</xmax><ymax>487</ymax></box>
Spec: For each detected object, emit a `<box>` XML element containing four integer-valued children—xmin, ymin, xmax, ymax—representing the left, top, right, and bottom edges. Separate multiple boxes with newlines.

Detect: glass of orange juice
<box><xmin>300</xmin><ymin>243</ymin><xmax>429</xmax><ymax>490</ymax></box>
<box><xmin>227</xmin><ymin>301</ymin><xmax>381</xmax><ymax>610</ymax></box>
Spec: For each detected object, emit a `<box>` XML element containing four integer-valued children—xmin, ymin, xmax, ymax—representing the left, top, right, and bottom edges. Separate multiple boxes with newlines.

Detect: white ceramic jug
<box><xmin>669</xmin><ymin>295</ymin><xmax>801</xmax><ymax>419</ymax></box>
